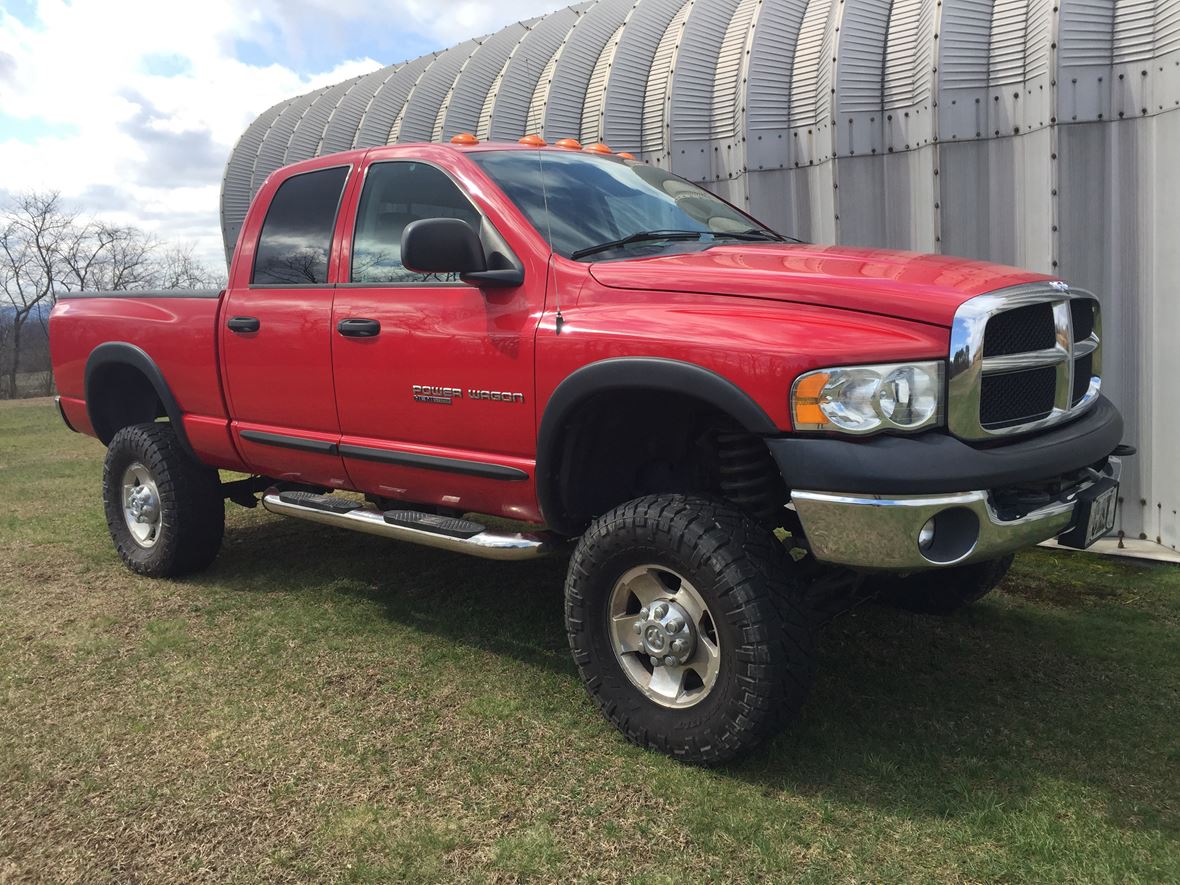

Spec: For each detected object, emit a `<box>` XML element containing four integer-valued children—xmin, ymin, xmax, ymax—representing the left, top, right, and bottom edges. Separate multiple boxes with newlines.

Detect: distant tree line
<box><xmin>0</xmin><ymin>191</ymin><xmax>226</xmax><ymax>399</ymax></box>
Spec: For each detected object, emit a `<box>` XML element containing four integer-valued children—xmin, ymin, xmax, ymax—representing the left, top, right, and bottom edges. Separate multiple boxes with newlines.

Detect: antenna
<box><xmin>535</xmin><ymin>148</ymin><xmax>563</xmax><ymax>333</ymax></box>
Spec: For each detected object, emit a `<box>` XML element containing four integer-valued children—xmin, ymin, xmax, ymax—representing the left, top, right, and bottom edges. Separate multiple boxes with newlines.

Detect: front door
<box><xmin>220</xmin><ymin>163</ymin><xmax>353</xmax><ymax>487</ymax></box>
<box><xmin>330</xmin><ymin>159</ymin><xmax>542</xmax><ymax>518</ymax></box>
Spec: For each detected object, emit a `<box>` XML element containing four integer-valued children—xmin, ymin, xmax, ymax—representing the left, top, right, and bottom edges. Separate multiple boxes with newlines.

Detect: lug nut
<box><xmin>653</xmin><ymin>603</ymin><xmax>669</xmax><ymax>619</ymax></box>
<box><xmin>671</xmin><ymin>638</ymin><xmax>687</xmax><ymax>655</ymax></box>
<box><xmin>666</xmin><ymin>618</ymin><xmax>684</xmax><ymax>634</ymax></box>
<box><xmin>663</xmin><ymin>655</ymin><xmax>677</xmax><ymax>667</ymax></box>
<box><xmin>633</xmin><ymin>622</ymin><xmax>643</xmax><ymax>634</ymax></box>
<box><xmin>639</xmin><ymin>607</ymin><xmax>649</xmax><ymax>619</ymax></box>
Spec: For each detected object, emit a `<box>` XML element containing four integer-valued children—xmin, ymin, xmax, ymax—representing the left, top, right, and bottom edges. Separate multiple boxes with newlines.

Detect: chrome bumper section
<box><xmin>791</xmin><ymin>459</ymin><xmax>1120</xmax><ymax>571</ymax></box>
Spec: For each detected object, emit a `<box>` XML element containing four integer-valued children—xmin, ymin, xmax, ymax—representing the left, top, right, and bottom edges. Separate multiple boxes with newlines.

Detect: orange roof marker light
<box><xmin>584</xmin><ymin>142</ymin><xmax>613</xmax><ymax>154</ymax></box>
<box><xmin>554</xmin><ymin>138</ymin><xmax>582</xmax><ymax>150</ymax></box>
<box><xmin>450</xmin><ymin>132</ymin><xmax>479</xmax><ymax>145</ymax></box>
<box><xmin>617</xmin><ymin>151</ymin><xmax>636</xmax><ymax>160</ymax></box>
<box><xmin>519</xmin><ymin>134</ymin><xmax>547</xmax><ymax>146</ymax></box>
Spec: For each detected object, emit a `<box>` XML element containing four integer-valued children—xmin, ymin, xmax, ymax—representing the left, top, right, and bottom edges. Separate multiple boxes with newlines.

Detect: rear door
<box><xmin>220</xmin><ymin>163</ymin><xmax>354</xmax><ymax>487</ymax></box>
<box><xmin>330</xmin><ymin>158</ymin><xmax>543</xmax><ymax>518</ymax></box>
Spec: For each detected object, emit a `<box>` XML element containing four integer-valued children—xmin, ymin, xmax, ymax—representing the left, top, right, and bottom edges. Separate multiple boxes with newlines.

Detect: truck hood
<box><xmin>586</xmin><ymin>243</ymin><xmax>1052</xmax><ymax>327</ymax></box>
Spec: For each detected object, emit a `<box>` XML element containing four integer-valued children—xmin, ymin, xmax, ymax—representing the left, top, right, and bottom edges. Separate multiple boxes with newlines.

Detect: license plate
<box><xmin>1057</xmin><ymin>479</ymin><xmax>1119</xmax><ymax>549</ymax></box>
<box><xmin>1084</xmin><ymin>484</ymin><xmax>1119</xmax><ymax>546</ymax></box>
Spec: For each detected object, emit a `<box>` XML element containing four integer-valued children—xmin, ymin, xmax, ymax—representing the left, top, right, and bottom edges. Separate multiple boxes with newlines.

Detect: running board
<box><xmin>260</xmin><ymin>490</ymin><xmax>560</xmax><ymax>561</ymax></box>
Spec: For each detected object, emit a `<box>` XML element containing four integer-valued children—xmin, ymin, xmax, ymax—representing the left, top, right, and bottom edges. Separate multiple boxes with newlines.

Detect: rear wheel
<box><xmin>102</xmin><ymin>423</ymin><xmax>224</xmax><ymax>577</ymax></box>
<box><xmin>565</xmin><ymin>494</ymin><xmax>814</xmax><ymax>764</ymax></box>
<box><xmin>869</xmin><ymin>555</ymin><xmax>1014</xmax><ymax>615</ymax></box>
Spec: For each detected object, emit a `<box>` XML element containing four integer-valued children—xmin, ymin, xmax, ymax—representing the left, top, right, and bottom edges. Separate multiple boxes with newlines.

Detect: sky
<box><xmin>0</xmin><ymin>0</ymin><xmax>566</xmax><ymax>269</ymax></box>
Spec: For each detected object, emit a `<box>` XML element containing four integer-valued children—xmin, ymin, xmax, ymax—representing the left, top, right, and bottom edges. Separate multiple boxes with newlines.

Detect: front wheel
<box><xmin>565</xmin><ymin>495</ymin><xmax>814</xmax><ymax>764</ymax></box>
<box><xmin>102</xmin><ymin>423</ymin><xmax>224</xmax><ymax>578</ymax></box>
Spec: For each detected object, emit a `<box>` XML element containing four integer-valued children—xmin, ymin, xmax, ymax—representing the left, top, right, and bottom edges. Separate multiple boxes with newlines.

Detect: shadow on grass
<box><xmin>210</xmin><ymin>514</ymin><xmax>1177</xmax><ymax>837</ymax></box>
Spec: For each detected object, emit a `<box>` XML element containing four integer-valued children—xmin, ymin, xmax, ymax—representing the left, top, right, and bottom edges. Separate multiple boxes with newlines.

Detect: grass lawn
<box><xmin>0</xmin><ymin>397</ymin><xmax>1177</xmax><ymax>882</ymax></box>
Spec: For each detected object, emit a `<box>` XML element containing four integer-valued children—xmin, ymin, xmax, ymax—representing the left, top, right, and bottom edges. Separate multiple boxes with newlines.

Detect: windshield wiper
<box><xmin>712</xmin><ymin>228</ymin><xmax>789</xmax><ymax>243</ymax></box>
<box><xmin>570</xmin><ymin>230</ymin><xmax>708</xmax><ymax>260</ymax></box>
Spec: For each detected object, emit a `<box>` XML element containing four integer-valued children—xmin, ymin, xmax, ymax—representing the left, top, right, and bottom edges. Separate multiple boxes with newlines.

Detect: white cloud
<box><xmin>0</xmin><ymin>0</ymin><xmax>566</xmax><ymax>270</ymax></box>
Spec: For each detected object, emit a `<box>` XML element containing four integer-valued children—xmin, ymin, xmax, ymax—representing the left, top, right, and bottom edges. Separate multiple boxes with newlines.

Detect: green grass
<box><xmin>0</xmin><ymin>397</ymin><xmax>1177</xmax><ymax>882</ymax></box>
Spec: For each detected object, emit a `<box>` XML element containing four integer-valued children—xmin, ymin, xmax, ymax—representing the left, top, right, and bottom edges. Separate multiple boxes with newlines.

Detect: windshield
<box><xmin>469</xmin><ymin>149</ymin><xmax>780</xmax><ymax>260</ymax></box>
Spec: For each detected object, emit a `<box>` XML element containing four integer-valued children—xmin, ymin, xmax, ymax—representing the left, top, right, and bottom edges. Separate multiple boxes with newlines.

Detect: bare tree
<box><xmin>57</xmin><ymin>221</ymin><xmax>158</xmax><ymax>292</ymax></box>
<box><xmin>152</xmin><ymin>243</ymin><xmax>225</xmax><ymax>290</ymax></box>
<box><xmin>0</xmin><ymin>192</ymin><xmax>70</xmax><ymax>398</ymax></box>
<box><xmin>1</xmin><ymin>190</ymin><xmax>226</xmax><ymax>398</ymax></box>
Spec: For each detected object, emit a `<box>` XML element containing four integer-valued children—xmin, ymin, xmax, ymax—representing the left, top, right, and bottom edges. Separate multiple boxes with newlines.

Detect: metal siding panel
<box><xmin>1055</xmin><ymin>120</ymin><xmax>1144</xmax><ymax>544</ymax></box>
<box><xmin>479</xmin><ymin>7</ymin><xmax>585</xmax><ymax>140</ymax></box>
<box><xmin>669</xmin><ymin>0</ymin><xmax>742</xmax><ymax>181</ymax></box>
<box><xmin>883</xmin><ymin>0</ymin><xmax>937</xmax><ymax>152</ymax></box>
<box><xmin>601</xmin><ymin>0</ymin><xmax>689</xmax><ymax>153</ymax></box>
<box><xmin>987</xmin><ymin>0</ymin><xmax>1053</xmax><ymax>136</ymax></box>
<box><xmin>1058</xmin><ymin>0</ymin><xmax>1115</xmax><ymax>124</ymax></box>
<box><xmin>581</xmin><ymin>22</ymin><xmax>625</xmax><ymax>143</ymax></box>
<box><xmin>251</xmin><ymin>88</ymin><xmax>329</xmax><ymax>195</ymax></box>
<box><xmin>286</xmin><ymin>75</ymin><xmax>364</xmax><ymax>164</ymax></box>
<box><xmin>437</xmin><ymin>22</ymin><xmax>530</xmax><ymax>142</ymax></box>
<box><xmin>544</xmin><ymin>0</ymin><xmax>634</xmax><ymax>139</ymax></box>
<box><xmin>938</xmin><ymin>0</ymin><xmax>995</xmax><ymax>140</ymax></box>
<box><xmin>789</xmin><ymin>0</ymin><xmax>832</xmax><ymax>130</ymax></box>
<box><xmin>220</xmin><ymin>98</ymin><xmax>291</xmax><ymax>264</ymax></box>
<box><xmin>837</xmin><ymin>0</ymin><xmax>891</xmax><ymax>115</ymax></box>
<box><xmin>354</xmin><ymin>54</ymin><xmax>436</xmax><ymax>147</ymax></box>
<box><xmin>883</xmin><ymin>0</ymin><xmax>932</xmax><ymax>109</ymax></box>
<box><xmin>746</xmin><ymin>0</ymin><xmax>809</xmax><ymax>171</ymax></box>
<box><xmin>711</xmin><ymin>0</ymin><xmax>759</xmax><ymax>143</ymax></box>
<box><xmin>321</xmin><ymin>65</ymin><xmax>402</xmax><ymax>154</ymax></box>
<box><xmin>1149</xmin><ymin>109</ymin><xmax>1180</xmax><ymax>548</ymax></box>
<box><xmin>642</xmin><ymin>0</ymin><xmax>691</xmax><ymax>158</ymax></box>
<box><xmin>1114</xmin><ymin>0</ymin><xmax>1160</xmax><ymax>63</ymax></box>
<box><xmin>394</xmin><ymin>39</ymin><xmax>481</xmax><ymax>143</ymax></box>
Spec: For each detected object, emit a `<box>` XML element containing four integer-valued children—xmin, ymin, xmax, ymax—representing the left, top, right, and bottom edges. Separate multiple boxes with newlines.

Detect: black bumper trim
<box><xmin>769</xmin><ymin>395</ymin><xmax>1124</xmax><ymax>495</ymax></box>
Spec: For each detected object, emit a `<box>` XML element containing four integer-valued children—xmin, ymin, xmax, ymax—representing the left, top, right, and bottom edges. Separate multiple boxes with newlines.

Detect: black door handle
<box><xmin>337</xmin><ymin>318</ymin><xmax>381</xmax><ymax>338</ymax></box>
<box><xmin>227</xmin><ymin>316</ymin><xmax>260</xmax><ymax>334</ymax></box>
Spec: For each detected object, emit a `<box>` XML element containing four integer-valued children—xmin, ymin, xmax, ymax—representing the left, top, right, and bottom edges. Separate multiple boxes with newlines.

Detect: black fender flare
<box><xmin>84</xmin><ymin>342</ymin><xmax>196</xmax><ymax>458</ymax></box>
<box><xmin>535</xmin><ymin>357</ymin><xmax>778</xmax><ymax>534</ymax></box>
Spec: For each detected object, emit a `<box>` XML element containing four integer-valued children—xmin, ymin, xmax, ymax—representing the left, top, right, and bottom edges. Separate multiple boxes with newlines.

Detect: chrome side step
<box><xmin>260</xmin><ymin>491</ymin><xmax>560</xmax><ymax>561</ymax></box>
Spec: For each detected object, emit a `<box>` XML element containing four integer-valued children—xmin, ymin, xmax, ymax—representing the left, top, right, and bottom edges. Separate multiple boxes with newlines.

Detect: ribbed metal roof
<box><xmin>221</xmin><ymin>0</ymin><xmax>1180</xmax><ymax>552</ymax></box>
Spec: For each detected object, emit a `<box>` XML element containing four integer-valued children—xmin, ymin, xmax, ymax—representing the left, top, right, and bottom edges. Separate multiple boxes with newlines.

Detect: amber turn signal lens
<box><xmin>554</xmin><ymin>138</ymin><xmax>582</xmax><ymax>150</ymax></box>
<box><xmin>584</xmin><ymin>142</ymin><xmax>613</xmax><ymax>154</ymax></box>
<box><xmin>792</xmin><ymin>371</ymin><xmax>830</xmax><ymax>427</ymax></box>
<box><xmin>450</xmin><ymin>132</ymin><xmax>479</xmax><ymax>145</ymax></box>
<box><xmin>518</xmin><ymin>134</ymin><xmax>547</xmax><ymax>146</ymax></box>
<box><xmin>617</xmin><ymin>151</ymin><xmax>636</xmax><ymax>160</ymax></box>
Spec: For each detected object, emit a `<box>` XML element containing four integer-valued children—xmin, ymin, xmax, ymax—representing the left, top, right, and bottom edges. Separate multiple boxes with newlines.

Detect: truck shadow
<box><xmin>214</xmin><ymin>515</ymin><xmax>1176</xmax><ymax>839</ymax></box>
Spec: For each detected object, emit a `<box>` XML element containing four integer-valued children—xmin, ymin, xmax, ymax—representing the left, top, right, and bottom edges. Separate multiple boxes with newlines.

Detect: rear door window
<box><xmin>252</xmin><ymin>166</ymin><xmax>349</xmax><ymax>285</ymax></box>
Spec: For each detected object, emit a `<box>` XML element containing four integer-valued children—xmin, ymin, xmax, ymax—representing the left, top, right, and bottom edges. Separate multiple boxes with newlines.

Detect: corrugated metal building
<box><xmin>221</xmin><ymin>0</ymin><xmax>1180</xmax><ymax>553</ymax></box>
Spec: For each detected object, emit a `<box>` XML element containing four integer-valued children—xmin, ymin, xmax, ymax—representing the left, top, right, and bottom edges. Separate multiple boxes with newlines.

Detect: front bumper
<box><xmin>769</xmin><ymin>396</ymin><xmax>1126</xmax><ymax>571</ymax></box>
<box><xmin>791</xmin><ymin>458</ymin><xmax>1120</xmax><ymax>571</ymax></box>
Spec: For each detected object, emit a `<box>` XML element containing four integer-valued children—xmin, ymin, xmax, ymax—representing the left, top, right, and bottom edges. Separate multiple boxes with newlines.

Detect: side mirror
<box><xmin>401</xmin><ymin>218</ymin><xmax>487</xmax><ymax>276</ymax></box>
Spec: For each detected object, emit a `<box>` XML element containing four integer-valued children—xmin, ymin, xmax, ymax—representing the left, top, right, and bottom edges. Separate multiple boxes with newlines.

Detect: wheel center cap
<box><xmin>633</xmin><ymin>599</ymin><xmax>696</xmax><ymax>666</ymax></box>
<box><xmin>129</xmin><ymin>486</ymin><xmax>158</xmax><ymax>523</ymax></box>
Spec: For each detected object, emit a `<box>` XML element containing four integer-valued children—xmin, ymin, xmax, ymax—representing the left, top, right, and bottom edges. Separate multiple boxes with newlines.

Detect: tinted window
<box><xmin>351</xmin><ymin>162</ymin><xmax>481</xmax><ymax>284</ymax></box>
<box><xmin>252</xmin><ymin>166</ymin><xmax>349</xmax><ymax>285</ymax></box>
<box><xmin>470</xmin><ymin>150</ymin><xmax>771</xmax><ymax>260</ymax></box>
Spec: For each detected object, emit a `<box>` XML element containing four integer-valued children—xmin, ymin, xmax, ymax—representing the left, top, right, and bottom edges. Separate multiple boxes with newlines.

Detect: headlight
<box><xmin>791</xmin><ymin>361</ymin><xmax>943</xmax><ymax>435</ymax></box>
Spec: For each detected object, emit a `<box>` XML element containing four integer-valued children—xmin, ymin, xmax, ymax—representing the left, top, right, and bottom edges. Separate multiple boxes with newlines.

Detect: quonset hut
<box><xmin>221</xmin><ymin>0</ymin><xmax>1180</xmax><ymax>553</ymax></box>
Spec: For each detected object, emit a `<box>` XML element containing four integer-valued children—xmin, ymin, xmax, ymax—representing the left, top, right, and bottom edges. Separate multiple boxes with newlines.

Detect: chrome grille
<box><xmin>948</xmin><ymin>283</ymin><xmax>1102</xmax><ymax>440</ymax></box>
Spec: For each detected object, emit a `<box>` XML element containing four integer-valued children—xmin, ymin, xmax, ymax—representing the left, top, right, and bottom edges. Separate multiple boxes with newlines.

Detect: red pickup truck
<box><xmin>50</xmin><ymin>137</ymin><xmax>1127</xmax><ymax>762</ymax></box>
